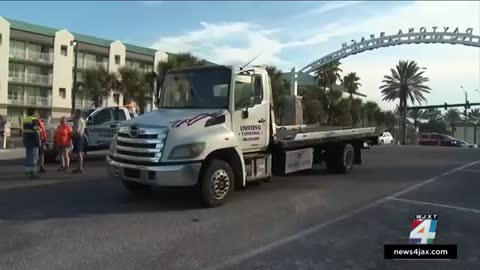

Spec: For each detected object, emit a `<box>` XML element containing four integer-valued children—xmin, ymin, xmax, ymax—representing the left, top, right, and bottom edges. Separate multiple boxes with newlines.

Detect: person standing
<box><xmin>0</xmin><ymin>114</ymin><xmax>6</xmax><ymax>149</ymax></box>
<box><xmin>72</xmin><ymin>109</ymin><xmax>86</xmax><ymax>174</ymax></box>
<box><xmin>36</xmin><ymin>113</ymin><xmax>48</xmax><ymax>173</ymax></box>
<box><xmin>23</xmin><ymin>108</ymin><xmax>41</xmax><ymax>179</ymax></box>
<box><xmin>54</xmin><ymin>117</ymin><xmax>72</xmax><ymax>172</ymax></box>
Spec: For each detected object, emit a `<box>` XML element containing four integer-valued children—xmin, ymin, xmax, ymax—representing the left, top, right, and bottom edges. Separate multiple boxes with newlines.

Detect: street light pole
<box><xmin>71</xmin><ymin>40</ymin><xmax>78</xmax><ymax>114</ymax></box>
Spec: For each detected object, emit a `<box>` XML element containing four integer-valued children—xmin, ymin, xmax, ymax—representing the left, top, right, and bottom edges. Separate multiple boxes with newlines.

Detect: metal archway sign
<box><xmin>300</xmin><ymin>27</ymin><xmax>480</xmax><ymax>74</ymax></box>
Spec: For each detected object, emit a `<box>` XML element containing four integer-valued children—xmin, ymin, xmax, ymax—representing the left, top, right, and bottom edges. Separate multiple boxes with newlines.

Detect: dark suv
<box><xmin>419</xmin><ymin>133</ymin><xmax>458</xmax><ymax>146</ymax></box>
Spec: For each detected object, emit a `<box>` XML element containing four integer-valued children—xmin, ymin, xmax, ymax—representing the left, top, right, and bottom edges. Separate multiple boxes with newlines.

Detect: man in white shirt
<box><xmin>72</xmin><ymin>109</ymin><xmax>86</xmax><ymax>174</ymax></box>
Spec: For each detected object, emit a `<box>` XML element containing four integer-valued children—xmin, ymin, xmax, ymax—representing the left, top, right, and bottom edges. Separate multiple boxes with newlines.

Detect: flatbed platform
<box><xmin>275</xmin><ymin>125</ymin><xmax>378</xmax><ymax>149</ymax></box>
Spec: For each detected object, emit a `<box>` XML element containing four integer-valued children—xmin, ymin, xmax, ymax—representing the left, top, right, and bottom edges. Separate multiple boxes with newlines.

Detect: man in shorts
<box><xmin>72</xmin><ymin>109</ymin><xmax>86</xmax><ymax>174</ymax></box>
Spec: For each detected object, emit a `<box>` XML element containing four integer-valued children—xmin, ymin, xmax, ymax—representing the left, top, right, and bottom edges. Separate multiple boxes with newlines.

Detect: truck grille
<box><xmin>113</xmin><ymin>126</ymin><xmax>167</xmax><ymax>163</ymax></box>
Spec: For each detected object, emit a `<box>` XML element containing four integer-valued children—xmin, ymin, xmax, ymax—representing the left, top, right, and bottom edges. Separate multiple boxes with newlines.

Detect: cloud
<box><xmin>282</xmin><ymin>22</ymin><xmax>353</xmax><ymax>48</ymax></box>
<box><xmin>151</xmin><ymin>21</ymin><xmax>288</xmax><ymax>68</ymax></box>
<box><xmin>294</xmin><ymin>1</ymin><xmax>364</xmax><ymax>19</ymax></box>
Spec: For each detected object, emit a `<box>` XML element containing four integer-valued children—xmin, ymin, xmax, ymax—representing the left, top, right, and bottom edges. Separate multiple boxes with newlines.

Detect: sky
<box><xmin>1</xmin><ymin>0</ymin><xmax>480</xmax><ymax>110</ymax></box>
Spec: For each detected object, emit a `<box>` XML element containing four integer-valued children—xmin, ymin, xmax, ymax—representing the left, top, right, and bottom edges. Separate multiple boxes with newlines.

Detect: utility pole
<box><xmin>71</xmin><ymin>40</ymin><xmax>78</xmax><ymax>114</ymax></box>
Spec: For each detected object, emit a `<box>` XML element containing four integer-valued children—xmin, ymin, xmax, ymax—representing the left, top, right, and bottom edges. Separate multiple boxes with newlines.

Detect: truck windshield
<box><xmin>159</xmin><ymin>67</ymin><xmax>231</xmax><ymax>109</ymax></box>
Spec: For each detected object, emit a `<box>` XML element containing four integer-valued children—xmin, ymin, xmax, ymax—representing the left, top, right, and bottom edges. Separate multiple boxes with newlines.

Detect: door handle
<box><xmin>258</xmin><ymin>119</ymin><xmax>266</xmax><ymax>123</ymax></box>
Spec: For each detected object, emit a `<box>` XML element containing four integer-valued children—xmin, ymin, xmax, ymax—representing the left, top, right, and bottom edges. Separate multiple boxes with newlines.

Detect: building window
<box><xmin>113</xmin><ymin>93</ymin><xmax>120</xmax><ymax>105</ymax></box>
<box><xmin>59</xmin><ymin>88</ymin><xmax>66</xmax><ymax>99</ymax></box>
<box><xmin>115</xmin><ymin>55</ymin><xmax>121</xmax><ymax>65</ymax></box>
<box><xmin>61</xmin><ymin>45</ymin><xmax>68</xmax><ymax>56</ymax></box>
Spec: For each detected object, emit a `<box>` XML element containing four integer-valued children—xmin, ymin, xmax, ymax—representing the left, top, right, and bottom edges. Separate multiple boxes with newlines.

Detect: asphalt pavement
<box><xmin>0</xmin><ymin>145</ymin><xmax>479</xmax><ymax>270</ymax></box>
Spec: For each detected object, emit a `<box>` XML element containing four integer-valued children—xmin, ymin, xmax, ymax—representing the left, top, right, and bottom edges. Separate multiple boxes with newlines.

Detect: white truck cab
<box><xmin>107</xmin><ymin>65</ymin><xmax>378</xmax><ymax>207</ymax></box>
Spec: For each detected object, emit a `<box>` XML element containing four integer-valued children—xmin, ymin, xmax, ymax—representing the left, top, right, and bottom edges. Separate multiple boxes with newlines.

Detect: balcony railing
<box><xmin>9</xmin><ymin>49</ymin><xmax>26</xmax><ymax>59</ymax></box>
<box><xmin>26</xmin><ymin>96</ymin><xmax>50</xmax><ymax>106</ymax></box>
<box><xmin>26</xmin><ymin>73</ymin><xmax>52</xmax><ymax>85</ymax></box>
<box><xmin>10</xmin><ymin>49</ymin><xmax>53</xmax><ymax>64</ymax></box>
<box><xmin>27</xmin><ymin>51</ymin><xmax>53</xmax><ymax>63</ymax></box>
<box><xmin>8</xmin><ymin>94</ymin><xmax>51</xmax><ymax>107</ymax></box>
<box><xmin>8</xmin><ymin>72</ymin><xmax>52</xmax><ymax>85</ymax></box>
<box><xmin>80</xmin><ymin>60</ymin><xmax>108</xmax><ymax>70</ymax></box>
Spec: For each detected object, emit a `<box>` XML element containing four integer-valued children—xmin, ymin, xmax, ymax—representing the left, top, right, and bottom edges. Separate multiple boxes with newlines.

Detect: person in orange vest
<box><xmin>35</xmin><ymin>112</ymin><xmax>48</xmax><ymax>173</ymax></box>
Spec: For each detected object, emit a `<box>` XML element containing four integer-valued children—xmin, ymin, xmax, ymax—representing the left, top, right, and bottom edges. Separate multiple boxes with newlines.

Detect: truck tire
<box><xmin>122</xmin><ymin>180</ymin><xmax>152</xmax><ymax>193</ymax></box>
<box><xmin>326</xmin><ymin>143</ymin><xmax>354</xmax><ymax>174</ymax></box>
<box><xmin>200</xmin><ymin>160</ymin><xmax>234</xmax><ymax>207</ymax></box>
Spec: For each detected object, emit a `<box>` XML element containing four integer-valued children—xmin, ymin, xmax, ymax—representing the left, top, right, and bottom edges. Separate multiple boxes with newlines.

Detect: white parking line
<box><xmin>387</xmin><ymin>196</ymin><xmax>480</xmax><ymax>215</ymax></box>
<box><xmin>459</xmin><ymin>169</ymin><xmax>480</xmax><ymax>173</ymax></box>
<box><xmin>204</xmin><ymin>159</ymin><xmax>480</xmax><ymax>270</ymax></box>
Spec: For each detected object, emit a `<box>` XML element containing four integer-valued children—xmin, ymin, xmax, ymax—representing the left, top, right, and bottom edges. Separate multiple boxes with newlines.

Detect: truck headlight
<box><xmin>169</xmin><ymin>142</ymin><xmax>205</xmax><ymax>159</ymax></box>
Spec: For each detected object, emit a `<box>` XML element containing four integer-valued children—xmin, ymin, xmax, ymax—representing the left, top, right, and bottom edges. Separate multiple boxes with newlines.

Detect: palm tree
<box><xmin>315</xmin><ymin>60</ymin><xmax>342</xmax><ymax>92</ymax></box>
<box><xmin>408</xmin><ymin>108</ymin><xmax>425</xmax><ymax>130</ymax></box>
<box><xmin>380</xmin><ymin>60</ymin><xmax>431</xmax><ymax>144</ymax></box>
<box><xmin>363</xmin><ymin>101</ymin><xmax>380</xmax><ymax>126</ymax></box>
<box><xmin>443</xmin><ymin>109</ymin><xmax>461</xmax><ymax>137</ymax></box>
<box><xmin>350</xmin><ymin>98</ymin><xmax>363</xmax><ymax>126</ymax></box>
<box><xmin>341</xmin><ymin>72</ymin><xmax>361</xmax><ymax>111</ymax></box>
<box><xmin>77</xmin><ymin>67</ymin><xmax>117</xmax><ymax>108</ymax></box>
<box><xmin>384</xmin><ymin>110</ymin><xmax>399</xmax><ymax>129</ymax></box>
<box><xmin>314</xmin><ymin>60</ymin><xmax>343</xmax><ymax>125</ymax></box>
<box><xmin>156</xmin><ymin>52</ymin><xmax>208</xmax><ymax>83</ymax></box>
<box><xmin>266</xmin><ymin>66</ymin><xmax>290</xmax><ymax>124</ymax></box>
<box><xmin>468</xmin><ymin>108</ymin><xmax>480</xmax><ymax>122</ymax></box>
<box><xmin>142</xmin><ymin>71</ymin><xmax>158</xmax><ymax>113</ymax></box>
<box><xmin>117</xmin><ymin>66</ymin><xmax>143</xmax><ymax>106</ymax></box>
<box><xmin>325</xmin><ymin>89</ymin><xmax>344</xmax><ymax>125</ymax></box>
<box><xmin>424</xmin><ymin>108</ymin><xmax>442</xmax><ymax>121</ymax></box>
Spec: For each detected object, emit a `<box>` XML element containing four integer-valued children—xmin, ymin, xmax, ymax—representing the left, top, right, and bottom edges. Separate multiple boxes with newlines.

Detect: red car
<box><xmin>419</xmin><ymin>132</ymin><xmax>458</xmax><ymax>147</ymax></box>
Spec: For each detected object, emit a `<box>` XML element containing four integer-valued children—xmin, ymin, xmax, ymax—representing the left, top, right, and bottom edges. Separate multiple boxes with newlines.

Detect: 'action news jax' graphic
<box><xmin>384</xmin><ymin>214</ymin><xmax>457</xmax><ymax>260</ymax></box>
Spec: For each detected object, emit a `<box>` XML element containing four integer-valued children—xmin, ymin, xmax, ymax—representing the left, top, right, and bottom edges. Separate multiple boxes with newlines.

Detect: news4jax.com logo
<box><xmin>409</xmin><ymin>214</ymin><xmax>438</xmax><ymax>244</ymax></box>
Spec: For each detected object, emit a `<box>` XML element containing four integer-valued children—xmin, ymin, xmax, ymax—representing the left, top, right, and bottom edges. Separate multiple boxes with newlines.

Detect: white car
<box><xmin>456</xmin><ymin>140</ymin><xmax>478</xmax><ymax>149</ymax></box>
<box><xmin>378</xmin><ymin>132</ymin><xmax>394</xmax><ymax>145</ymax></box>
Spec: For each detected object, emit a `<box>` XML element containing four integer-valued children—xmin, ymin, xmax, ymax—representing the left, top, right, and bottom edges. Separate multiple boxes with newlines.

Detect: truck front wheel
<box><xmin>200</xmin><ymin>160</ymin><xmax>234</xmax><ymax>207</ymax></box>
<box><xmin>326</xmin><ymin>143</ymin><xmax>354</xmax><ymax>174</ymax></box>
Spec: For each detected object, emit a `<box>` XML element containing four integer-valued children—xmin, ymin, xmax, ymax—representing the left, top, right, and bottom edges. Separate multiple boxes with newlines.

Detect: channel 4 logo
<box><xmin>409</xmin><ymin>214</ymin><xmax>438</xmax><ymax>244</ymax></box>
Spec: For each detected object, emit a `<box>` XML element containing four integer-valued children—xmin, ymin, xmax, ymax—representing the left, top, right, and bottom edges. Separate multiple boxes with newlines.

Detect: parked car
<box><xmin>455</xmin><ymin>140</ymin><xmax>478</xmax><ymax>149</ymax></box>
<box><xmin>378</xmin><ymin>131</ymin><xmax>394</xmax><ymax>145</ymax></box>
<box><xmin>419</xmin><ymin>132</ymin><xmax>474</xmax><ymax>147</ymax></box>
<box><xmin>44</xmin><ymin>106</ymin><xmax>138</xmax><ymax>162</ymax></box>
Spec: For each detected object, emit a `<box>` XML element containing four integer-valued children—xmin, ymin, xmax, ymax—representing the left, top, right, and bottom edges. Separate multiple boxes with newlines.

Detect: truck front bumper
<box><xmin>106</xmin><ymin>156</ymin><xmax>201</xmax><ymax>186</ymax></box>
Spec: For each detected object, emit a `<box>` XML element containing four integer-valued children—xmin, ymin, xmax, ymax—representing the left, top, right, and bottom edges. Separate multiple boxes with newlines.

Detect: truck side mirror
<box><xmin>242</xmin><ymin>107</ymin><xmax>249</xmax><ymax>119</ymax></box>
<box><xmin>155</xmin><ymin>95</ymin><xmax>161</xmax><ymax>108</ymax></box>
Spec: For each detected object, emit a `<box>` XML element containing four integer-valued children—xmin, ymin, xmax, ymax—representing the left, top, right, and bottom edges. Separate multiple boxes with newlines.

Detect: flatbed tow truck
<box><xmin>106</xmin><ymin>65</ymin><xmax>378</xmax><ymax>207</ymax></box>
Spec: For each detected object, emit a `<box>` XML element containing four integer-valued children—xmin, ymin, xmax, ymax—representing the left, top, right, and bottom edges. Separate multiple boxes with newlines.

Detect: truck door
<box><xmin>231</xmin><ymin>72</ymin><xmax>269</xmax><ymax>153</ymax></box>
<box><xmin>88</xmin><ymin>108</ymin><xmax>120</xmax><ymax>148</ymax></box>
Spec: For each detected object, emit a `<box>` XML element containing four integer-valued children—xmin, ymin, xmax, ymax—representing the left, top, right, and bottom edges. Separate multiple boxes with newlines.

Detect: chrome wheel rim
<box><xmin>210</xmin><ymin>169</ymin><xmax>230</xmax><ymax>200</ymax></box>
